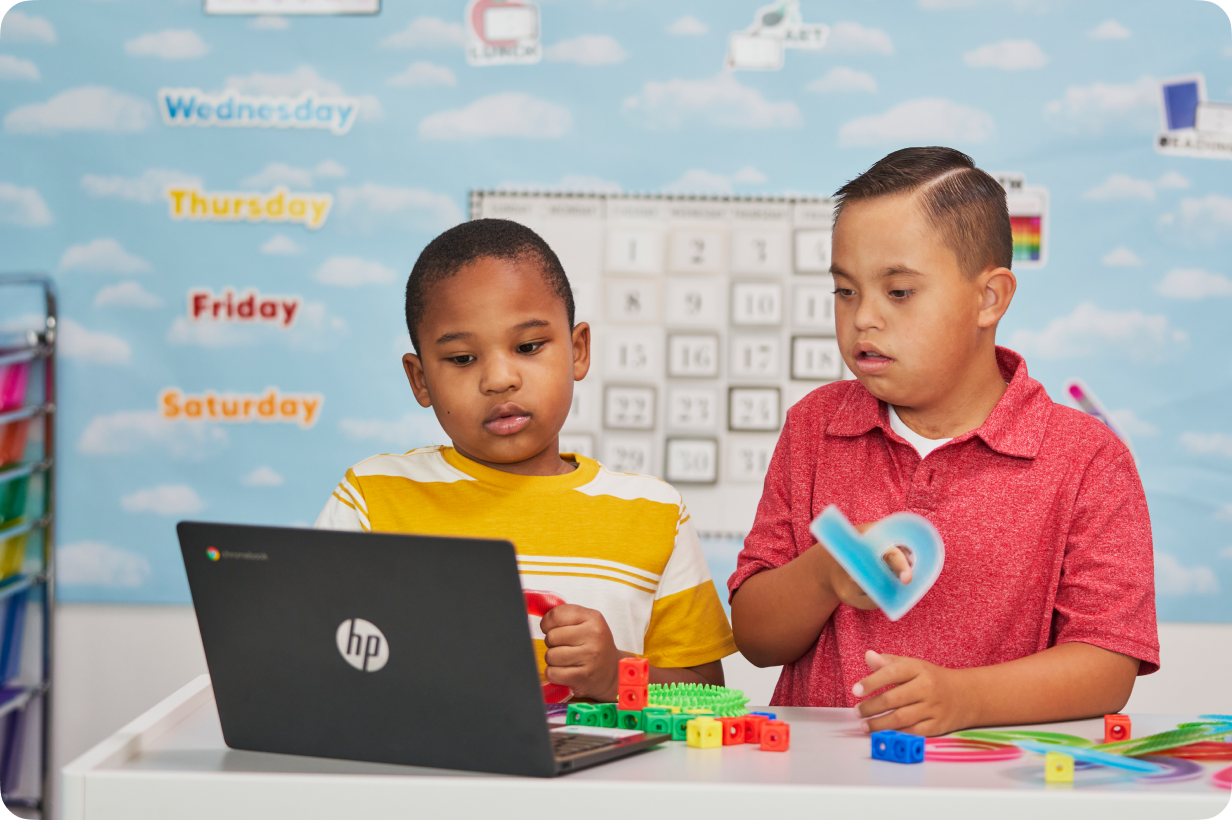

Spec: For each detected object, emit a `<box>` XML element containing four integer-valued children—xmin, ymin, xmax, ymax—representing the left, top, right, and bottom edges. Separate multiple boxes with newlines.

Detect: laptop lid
<box><xmin>178</xmin><ymin>522</ymin><xmax>558</xmax><ymax>777</ymax></box>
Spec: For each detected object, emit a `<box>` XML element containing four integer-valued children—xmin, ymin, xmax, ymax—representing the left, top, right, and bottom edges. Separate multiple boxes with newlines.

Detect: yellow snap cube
<box><xmin>684</xmin><ymin>708</ymin><xmax>714</xmax><ymax>716</ymax></box>
<box><xmin>1044</xmin><ymin>751</ymin><xmax>1074</xmax><ymax>783</ymax></box>
<box><xmin>686</xmin><ymin>717</ymin><xmax>723</xmax><ymax>749</ymax></box>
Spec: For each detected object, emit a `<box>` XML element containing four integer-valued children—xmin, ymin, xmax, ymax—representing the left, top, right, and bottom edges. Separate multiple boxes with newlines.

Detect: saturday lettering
<box><xmin>160</xmin><ymin>388</ymin><xmax>322</xmax><ymax>428</ymax></box>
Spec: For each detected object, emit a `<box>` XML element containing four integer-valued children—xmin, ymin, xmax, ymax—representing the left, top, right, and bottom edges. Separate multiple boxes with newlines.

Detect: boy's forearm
<box><xmin>955</xmin><ymin>642</ymin><xmax>1139</xmax><ymax>729</ymax></box>
<box><xmin>731</xmin><ymin>546</ymin><xmax>841</xmax><ymax>667</ymax></box>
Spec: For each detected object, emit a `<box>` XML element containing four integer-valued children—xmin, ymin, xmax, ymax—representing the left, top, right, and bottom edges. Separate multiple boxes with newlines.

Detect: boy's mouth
<box><xmin>484</xmin><ymin>402</ymin><xmax>532</xmax><ymax>436</ymax></box>
<box><xmin>854</xmin><ymin>347</ymin><xmax>894</xmax><ymax>375</ymax></box>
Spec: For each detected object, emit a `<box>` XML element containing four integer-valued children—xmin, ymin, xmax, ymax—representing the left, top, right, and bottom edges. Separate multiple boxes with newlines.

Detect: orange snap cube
<box><xmin>1104</xmin><ymin>714</ymin><xmax>1131</xmax><ymax>744</ymax></box>
<box><xmin>617</xmin><ymin>684</ymin><xmax>648</xmax><ymax>711</ymax></box>
<box><xmin>760</xmin><ymin>720</ymin><xmax>790</xmax><ymax>752</ymax></box>
<box><xmin>720</xmin><ymin>716</ymin><xmax>745</xmax><ymax>745</ymax></box>
<box><xmin>743</xmin><ymin>714</ymin><xmax>770</xmax><ymax>744</ymax></box>
<box><xmin>618</xmin><ymin>657</ymin><xmax>650</xmax><ymax>686</ymax></box>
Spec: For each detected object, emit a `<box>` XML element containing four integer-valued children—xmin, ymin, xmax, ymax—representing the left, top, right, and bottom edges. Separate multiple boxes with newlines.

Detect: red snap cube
<box><xmin>760</xmin><ymin>720</ymin><xmax>790</xmax><ymax>752</ymax></box>
<box><xmin>617</xmin><ymin>684</ymin><xmax>648</xmax><ymax>711</ymax></box>
<box><xmin>719</xmin><ymin>716</ymin><xmax>744</xmax><ymax>745</ymax></box>
<box><xmin>618</xmin><ymin>657</ymin><xmax>650</xmax><ymax>687</ymax></box>
<box><xmin>1104</xmin><ymin>714</ymin><xmax>1131</xmax><ymax>744</ymax></box>
<box><xmin>743</xmin><ymin>714</ymin><xmax>770</xmax><ymax>744</ymax></box>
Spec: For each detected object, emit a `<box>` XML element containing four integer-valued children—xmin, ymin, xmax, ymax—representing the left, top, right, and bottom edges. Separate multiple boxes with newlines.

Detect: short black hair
<box><xmin>404</xmin><ymin>218</ymin><xmax>575</xmax><ymax>353</ymax></box>
<box><xmin>833</xmin><ymin>147</ymin><xmax>1012</xmax><ymax>278</ymax></box>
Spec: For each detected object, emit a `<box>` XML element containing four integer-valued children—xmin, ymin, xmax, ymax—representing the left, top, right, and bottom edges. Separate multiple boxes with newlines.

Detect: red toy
<box><xmin>523</xmin><ymin>590</ymin><xmax>571</xmax><ymax>703</ymax></box>
<box><xmin>743</xmin><ymin>714</ymin><xmax>770</xmax><ymax>744</ymax></box>
<box><xmin>760</xmin><ymin>720</ymin><xmax>790</xmax><ymax>752</ymax></box>
<box><xmin>1104</xmin><ymin>714</ymin><xmax>1131</xmax><ymax>744</ymax></box>
<box><xmin>618</xmin><ymin>657</ymin><xmax>649</xmax><ymax>686</ymax></box>
<box><xmin>720</xmin><ymin>716</ymin><xmax>744</xmax><ymax>745</ymax></box>
<box><xmin>618</xmin><ymin>685</ymin><xmax>648</xmax><ymax>711</ymax></box>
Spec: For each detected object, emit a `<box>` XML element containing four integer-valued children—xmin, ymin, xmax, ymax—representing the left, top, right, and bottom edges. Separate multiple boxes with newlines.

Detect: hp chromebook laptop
<box><xmin>178</xmin><ymin>522</ymin><xmax>669</xmax><ymax>777</ymax></box>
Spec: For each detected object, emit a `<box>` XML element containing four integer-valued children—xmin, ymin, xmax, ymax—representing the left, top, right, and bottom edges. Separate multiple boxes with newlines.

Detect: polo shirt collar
<box><xmin>826</xmin><ymin>346</ymin><xmax>1052</xmax><ymax>459</ymax></box>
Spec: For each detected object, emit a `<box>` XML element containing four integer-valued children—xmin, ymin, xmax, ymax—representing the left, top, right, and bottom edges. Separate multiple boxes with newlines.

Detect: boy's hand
<box><xmin>852</xmin><ymin>650</ymin><xmax>970</xmax><ymax>737</ymax></box>
<box><xmin>541</xmin><ymin>604</ymin><xmax>622</xmax><ymax>702</ymax></box>
<box><xmin>822</xmin><ymin>523</ymin><xmax>913</xmax><ymax>610</ymax></box>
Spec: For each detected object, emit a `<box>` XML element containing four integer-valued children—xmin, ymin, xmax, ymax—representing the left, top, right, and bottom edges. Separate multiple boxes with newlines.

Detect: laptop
<box><xmin>177</xmin><ymin>522</ymin><xmax>670</xmax><ymax>777</ymax></box>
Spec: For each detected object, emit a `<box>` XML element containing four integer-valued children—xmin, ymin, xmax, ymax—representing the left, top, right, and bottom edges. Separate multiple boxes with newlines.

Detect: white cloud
<box><xmin>250</xmin><ymin>15</ymin><xmax>289</xmax><ymax>30</ymax></box>
<box><xmin>223</xmin><ymin>66</ymin><xmax>381</xmax><ymax>122</ymax></box>
<box><xmin>0</xmin><ymin>55</ymin><xmax>39</xmax><ymax>81</ymax></box>
<box><xmin>166</xmin><ymin>317</ymin><xmax>254</xmax><ymax>348</ymax></box>
<box><xmin>388</xmin><ymin>61</ymin><xmax>457</xmax><ymax>88</ymax></box>
<box><xmin>839</xmin><ymin>98</ymin><xmax>994</xmax><ymax>146</ymax></box>
<box><xmin>1217</xmin><ymin>504</ymin><xmax>1232</xmax><ymax>521</ymax></box>
<box><xmin>1222</xmin><ymin>545</ymin><xmax>1232</xmax><ymax>559</ymax></box>
<box><xmin>1083</xmin><ymin>173</ymin><xmax>1154</xmax><ymax>201</ymax></box>
<box><xmin>664</xmin><ymin>170</ymin><xmax>733</xmax><ymax>195</ymax></box>
<box><xmin>1044</xmin><ymin>76</ymin><xmax>1157</xmax><ymax>135</ymax></box>
<box><xmin>242</xmin><ymin>162</ymin><xmax>314</xmax><ymax>189</ymax></box>
<box><xmin>825</xmin><ymin>22</ymin><xmax>894</xmax><ymax>55</ymax></box>
<box><xmin>81</xmin><ymin>168</ymin><xmax>203</xmax><ymax>204</ymax></box>
<box><xmin>59</xmin><ymin>238</ymin><xmax>152</xmax><ymax>274</ymax></box>
<box><xmin>165</xmin><ymin>303</ymin><xmax>344</xmax><ymax>349</ymax></box>
<box><xmin>260</xmin><ymin>234</ymin><xmax>302</xmax><ymax>255</ymax></box>
<box><xmin>58</xmin><ymin>319</ymin><xmax>131</xmax><ymax>365</ymax></box>
<box><xmin>545</xmin><ymin>35</ymin><xmax>627</xmax><ymax>65</ymax></box>
<box><xmin>0</xmin><ymin>182</ymin><xmax>52</xmax><ymax>227</ymax></box>
<box><xmin>1156</xmin><ymin>268</ymin><xmax>1232</xmax><ymax>300</ymax></box>
<box><xmin>733</xmin><ymin>166</ymin><xmax>767</xmax><ymax>184</ymax></box>
<box><xmin>624</xmin><ymin>73</ymin><xmax>801</xmax><ymax>130</ymax></box>
<box><xmin>808</xmin><ymin>67</ymin><xmax>877</xmax><ymax>94</ymax></box>
<box><xmin>1009</xmin><ymin>302</ymin><xmax>1188</xmax><ymax>361</ymax></box>
<box><xmin>314</xmin><ymin>159</ymin><xmax>346</xmax><ymax>178</ymax></box>
<box><xmin>380</xmin><ymin>17</ymin><xmax>466</xmax><ymax>49</ymax></box>
<box><xmin>1108</xmin><ymin>409</ymin><xmax>1157</xmax><ymax>437</ymax></box>
<box><xmin>421</xmin><ymin>93</ymin><xmax>573</xmax><ymax>140</ymax></box>
<box><xmin>1</xmin><ymin>10</ymin><xmax>55</xmax><ymax>43</ymax></box>
<box><xmin>667</xmin><ymin>16</ymin><xmax>708</xmax><ymax>36</ymax></box>
<box><xmin>336</xmin><ymin>183</ymin><xmax>463</xmax><ymax>230</ymax></box>
<box><xmin>77</xmin><ymin>410</ymin><xmax>228</xmax><ymax>459</ymax></box>
<box><xmin>57</xmin><ymin>542</ymin><xmax>150</xmax><ymax>588</ymax></box>
<box><xmin>315</xmin><ymin>256</ymin><xmax>398</xmax><ymax>287</ymax></box>
<box><xmin>4</xmin><ymin>86</ymin><xmax>155</xmax><ymax>134</ymax></box>
<box><xmin>339</xmin><ymin>412</ymin><xmax>448</xmax><ymax>447</ymax></box>
<box><xmin>124</xmin><ymin>29</ymin><xmax>209</xmax><ymax>60</ymax></box>
<box><xmin>1181</xmin><ymin>431</ymin><xmax>1232</xmax><ymax>457</ymax></box>
<box><xmin>1155</xmin><ymin>552</ymin><xmax>1220</xmax><ymax>595</ymax></box>
<box><xmin>963</xmin><ymin>39</ymin><xmax>1048</xmax><ymax>71</ymax></box>
<box><xmin>1089</xmin><ymin>19</ymin><xmax>1130</xmax><ymax>40</ymax></box>
<box><xmin>1101</xmin><ymin>247</ymin><xmax>1142</xmax><ymax>267</ymax></box>
<box><xmin>121</xmin><ymin>484</ymin><xmax>205</xmax><ymax>516</ymax></box>
<box><xmin>242</xmin><ymin>466</ymin><xmax>284</xmax><ymax>487</ymax></box>
<box><xmin>1161</xmin><ymin>194</ymin><xmax>1232</xmax><ymax>244</ymax></box>
<box><xmin>496</xmin><ymin>174</ymin><xmax>623</xmax><ymax>194</ymax></box>
<box><xmin>94</xmin><ymin>281</ymin><xmax>163</xmax><ymax>309</ymax></box>
<box><xmin>1156</xmin><ymin>171</ymin><xmax>1190</xmax><ymax>190</ymax></box>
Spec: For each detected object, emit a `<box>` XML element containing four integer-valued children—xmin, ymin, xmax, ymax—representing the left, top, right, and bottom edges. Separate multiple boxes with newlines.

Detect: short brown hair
<box><xmin>833</xmin><ymin>147</ymin><xmax>1012</xmax><ymax>277</ymax></box>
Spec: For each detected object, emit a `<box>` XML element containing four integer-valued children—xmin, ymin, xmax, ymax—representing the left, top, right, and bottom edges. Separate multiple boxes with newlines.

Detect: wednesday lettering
<box><xmin>159</xmin><ymin>88</ymin><xmax>359</xmax><ymax>136</ymax></box>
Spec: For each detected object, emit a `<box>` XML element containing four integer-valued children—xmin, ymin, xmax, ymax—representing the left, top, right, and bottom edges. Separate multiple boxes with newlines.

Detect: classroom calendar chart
<box><xmin>470</xmin><ymin>192</ymin><xmax>852</xmax><ymax>534</ymax></box>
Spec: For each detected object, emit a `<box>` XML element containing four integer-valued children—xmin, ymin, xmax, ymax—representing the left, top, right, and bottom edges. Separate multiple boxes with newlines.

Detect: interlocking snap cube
<box><xmin>1045</xmin><ymin>751</ymin><xmax>1074</xmax><ymax>783</ymax></box>
<box><xmin>687</xmin><ymin>717</ymin><xmax>723</xmax><ymax>749</ymax></box>
<box><xmin>743</xmin><ymin>714</ymin><xmax>770</xmax><ymax>744</ymax></box>
<box><xmin>618</xmin><ymin>657</ymin><xmax>650</xmax><ymax>686</ymax></box>
<box><xmin>1104</xmin><ymin>714</ymin><xmax>1131</xmax><ymax>744</ymax></box>
<box><xmin>870</xmin><ymin>730</ymin><xmax>923</xmax><ymax>763</ymax></box>
<box><xmin>617</xmin><ymin>685</ymin><xmax>648</xmax><ymax>711</ymax></box>
<box><xmin>720</xmin><ymin>716</ymin><xmax>745</xmax><ymax>745</ymax></box>
<box><xmin>597</xmin><ymin>703</ymin><xmax>619</xmax><ymax>728</ymax></box>
<box><xmin>759</xmin><ymin>720</ymin><xmax>790</xmax><ymax>751</ymax></box>
<box><xmin>617</xmin><ymin>709</ymin><xmax>642</xmax><ymax>730</ymax></box>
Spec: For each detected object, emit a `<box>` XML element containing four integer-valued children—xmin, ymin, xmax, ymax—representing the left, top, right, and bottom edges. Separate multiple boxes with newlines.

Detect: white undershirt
<box><xmin>888</xmin><ymin>405</ymin><xmax>952</xmax><ymax>458</ymax></box>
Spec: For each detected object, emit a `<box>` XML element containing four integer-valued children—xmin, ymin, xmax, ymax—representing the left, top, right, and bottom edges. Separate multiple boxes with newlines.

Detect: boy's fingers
<box><xmin>854</xmin><ymin>679</ymin><xmax>917</xmax><ymax>718</ymax></box>
<box><xmin>544</xmin><ymin>644</ymin><xmax>590</xmax><ymax>669</ymax></box>
<box><xmin>851</xmin><ymin>653</ymin><xmax>914</xmax><ymax>699</ymax></box>
<box><xmin>542</xmin><ymin>622</ymin><xmax>594</xmax><ymax>648</ymax></box>
<box><xmin>864</xmin><ymin>649</ymin><xmax>892</xmax><ymax>671</ymax></box>
<box><xmin>539</xmin><ymin>604</ymin><xmax>593</xmax><ymax>632</ymax></box>
<box><xmin>883</xmin><ymin>547</ymin><xmax>913</xmax><ymax>584</ymax></box>
<box><xmin>863</xmin><ymin>703</ymin><xmax>928</xmax><ymax>735</ymax></box>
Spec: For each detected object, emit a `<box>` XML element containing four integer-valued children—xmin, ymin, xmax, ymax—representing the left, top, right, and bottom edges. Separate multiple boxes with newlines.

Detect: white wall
<box><xmin>50</xmin><ymin>606</ymin><xmax>1232</xmax><ymax>818</ymax></box>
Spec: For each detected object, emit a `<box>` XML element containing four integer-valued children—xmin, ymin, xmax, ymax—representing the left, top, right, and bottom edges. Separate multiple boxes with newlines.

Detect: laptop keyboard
<box><xmin>551</xmin><ymin>731</ymin><xmax>620</xmax><ymax>758</ymax></box>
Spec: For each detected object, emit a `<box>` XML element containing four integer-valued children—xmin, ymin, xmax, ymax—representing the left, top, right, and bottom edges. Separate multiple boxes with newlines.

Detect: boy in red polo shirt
<box><xmin>728</xmin><ymin>147</ymin><xmax>1159</xmax><ymax>737</ymax></box>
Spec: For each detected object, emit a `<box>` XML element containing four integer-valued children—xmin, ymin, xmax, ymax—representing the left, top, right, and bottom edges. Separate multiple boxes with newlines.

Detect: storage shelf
<box><xmin>0</xmin><ymin>347</ymin><xmax>51</xmax><ymax>370</ymax></box>
<box><xmin>0</xmin><ymin>684</ymin><xmax>47</xmax><ymax>723</ymax></box>
<box><xmin>0</xmin><ymin>516</ymin><xmax>51</xmax><ymax>542</ymax></box>
<box><xmin>0</xmin><ymin>404</ymin><xmax>53</xmax><ymax>427</ymax></box>
<box><xmin>0</xmin><ymin>459</ymin><xmax>52</xmax><ymax>488</ymax></box>
<box><xmin>0</xmin><ymin>574</ymin><xmax>45</xmax><ymax>604</ymax></box>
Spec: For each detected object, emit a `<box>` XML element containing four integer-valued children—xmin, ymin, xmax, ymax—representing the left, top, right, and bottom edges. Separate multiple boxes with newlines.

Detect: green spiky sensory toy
<box><xmin>647</xmin><ymin>683</ymin><xmax>750</xmax><ymax>717</ymax></box>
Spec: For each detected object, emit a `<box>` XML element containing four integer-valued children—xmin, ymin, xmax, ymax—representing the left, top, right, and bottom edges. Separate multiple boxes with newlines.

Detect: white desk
<box><xmin>63</xmin><ymin>676</ymin><xmax>1229</xmax><ymax>820</ymax></box>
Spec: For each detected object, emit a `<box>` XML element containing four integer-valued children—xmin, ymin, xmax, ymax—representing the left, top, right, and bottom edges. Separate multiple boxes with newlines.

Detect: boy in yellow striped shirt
<box><xmin>315</xmin><ymin>219</ymin><xmax>736</xmax><ymax>701</ymax></box>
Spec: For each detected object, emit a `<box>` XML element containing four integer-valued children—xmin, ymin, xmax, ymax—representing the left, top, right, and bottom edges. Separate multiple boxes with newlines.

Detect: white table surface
<box><xmin>62</xmin><ymin>675</ymin><xmax>1230</xmax><ymax>820</ymax></box>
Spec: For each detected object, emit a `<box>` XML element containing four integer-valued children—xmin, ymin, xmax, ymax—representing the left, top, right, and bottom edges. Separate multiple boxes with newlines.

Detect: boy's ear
<box><xmin>402</xmin><ymin>353</ymin><xmax>433</xmax><ymax>408</ymax></box>
<box><xmin>571</xmin><ymin>322</ymin><xmax>592</xmax><ymax>382</ymax></box>
<box><xmin>977</xmin><ymin>267</ymin><xmax>1017</xmax><ymax>330</ymax></box>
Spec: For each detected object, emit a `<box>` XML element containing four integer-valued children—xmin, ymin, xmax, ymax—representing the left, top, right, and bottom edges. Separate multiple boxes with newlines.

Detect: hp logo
<box><xmin>335</xmin><ymin>618</ymin><xmax>389</xmax><ymax>672</ymax></box>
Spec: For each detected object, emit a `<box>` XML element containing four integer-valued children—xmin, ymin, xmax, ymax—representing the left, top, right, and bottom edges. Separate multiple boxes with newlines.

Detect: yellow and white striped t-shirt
<box><xmin>314</xmin><ymin>445</ymin><xmax>736</xmax><ymax>670</ymax></box>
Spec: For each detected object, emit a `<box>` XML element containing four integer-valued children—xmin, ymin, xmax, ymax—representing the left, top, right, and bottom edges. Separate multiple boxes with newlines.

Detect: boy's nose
<box><xmin>480</xmin><ymin>354</ymin><xmax>521</xmax><ymax>393</ymax></box>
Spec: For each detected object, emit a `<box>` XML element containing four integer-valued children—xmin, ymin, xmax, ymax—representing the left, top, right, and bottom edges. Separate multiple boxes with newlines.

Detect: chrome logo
<box><xmin>206</xmin><ymin>546</ymin><xmax>220</xmax><ymax>561</ymax></box>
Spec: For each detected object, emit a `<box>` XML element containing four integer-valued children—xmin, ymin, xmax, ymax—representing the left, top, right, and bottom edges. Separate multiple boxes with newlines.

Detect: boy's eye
<box><xmin>889</xmin><ymin>289</ymin><xmax>914</xmax><ymax>300</ymax></box>
<box><xmin>517</xmin><ymin>341</ymin><xmax>545</xmax><ymax>354</ymax></box>
<box><xmin>446</xmin><ymin>355</ymin><xmax>476</xmax><ymax>365</ymax></box>
<box><xmin>833</xmin><ymin>288</ymin><xmax>855</xmax><ymax>298</ymax></box>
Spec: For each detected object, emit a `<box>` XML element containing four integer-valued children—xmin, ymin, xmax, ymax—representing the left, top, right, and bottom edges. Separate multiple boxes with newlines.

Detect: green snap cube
<box><xmin>670</xmin><ymin>712</ymin><xmax>692</xmax><ymax>741</ymax></box>
<box><xmin>617</xmin><ymin>710</ymin><xmax>643</xmax><ymax>730</ymax></box>
<box><xmin>646</xmin><ymin>715</ymin><xmax>672</xmax><ymax>734</ymax></box>
<box><xmin>598</xmin><ymin>703</ymin><xmax>619</xmax><ymax>728</ymax></box>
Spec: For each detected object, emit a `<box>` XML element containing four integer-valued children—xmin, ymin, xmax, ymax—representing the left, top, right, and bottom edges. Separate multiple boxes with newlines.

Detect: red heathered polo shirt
<box><xmin>728</xmin><ymin>347</ymin><xmax>1159</xmax><ymax>708</ymax></box>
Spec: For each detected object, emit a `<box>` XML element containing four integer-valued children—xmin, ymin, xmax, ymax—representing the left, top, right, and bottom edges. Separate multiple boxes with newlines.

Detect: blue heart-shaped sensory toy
<box><xmin>808</xmin><ymin>506</ymin><xmax>945</xmax><ymax>622</ymax></box>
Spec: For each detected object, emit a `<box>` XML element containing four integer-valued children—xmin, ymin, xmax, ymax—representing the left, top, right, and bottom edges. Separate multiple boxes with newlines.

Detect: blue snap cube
<box><xmin>750</xmin><ymin>711</ymin><xmax>777</xmax><ymax>720</ymax></box>
<box><xmin>871</xmin><ymin>730</ymin><xmax>925</xmax><ymax>764</ymax></box>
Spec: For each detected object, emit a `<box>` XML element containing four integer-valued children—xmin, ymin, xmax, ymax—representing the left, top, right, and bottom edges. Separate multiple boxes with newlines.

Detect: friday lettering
<box><xmin>188</xmin><ymin>288</ymin><xmax>301</xmax><ymax>328</ymax></box>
